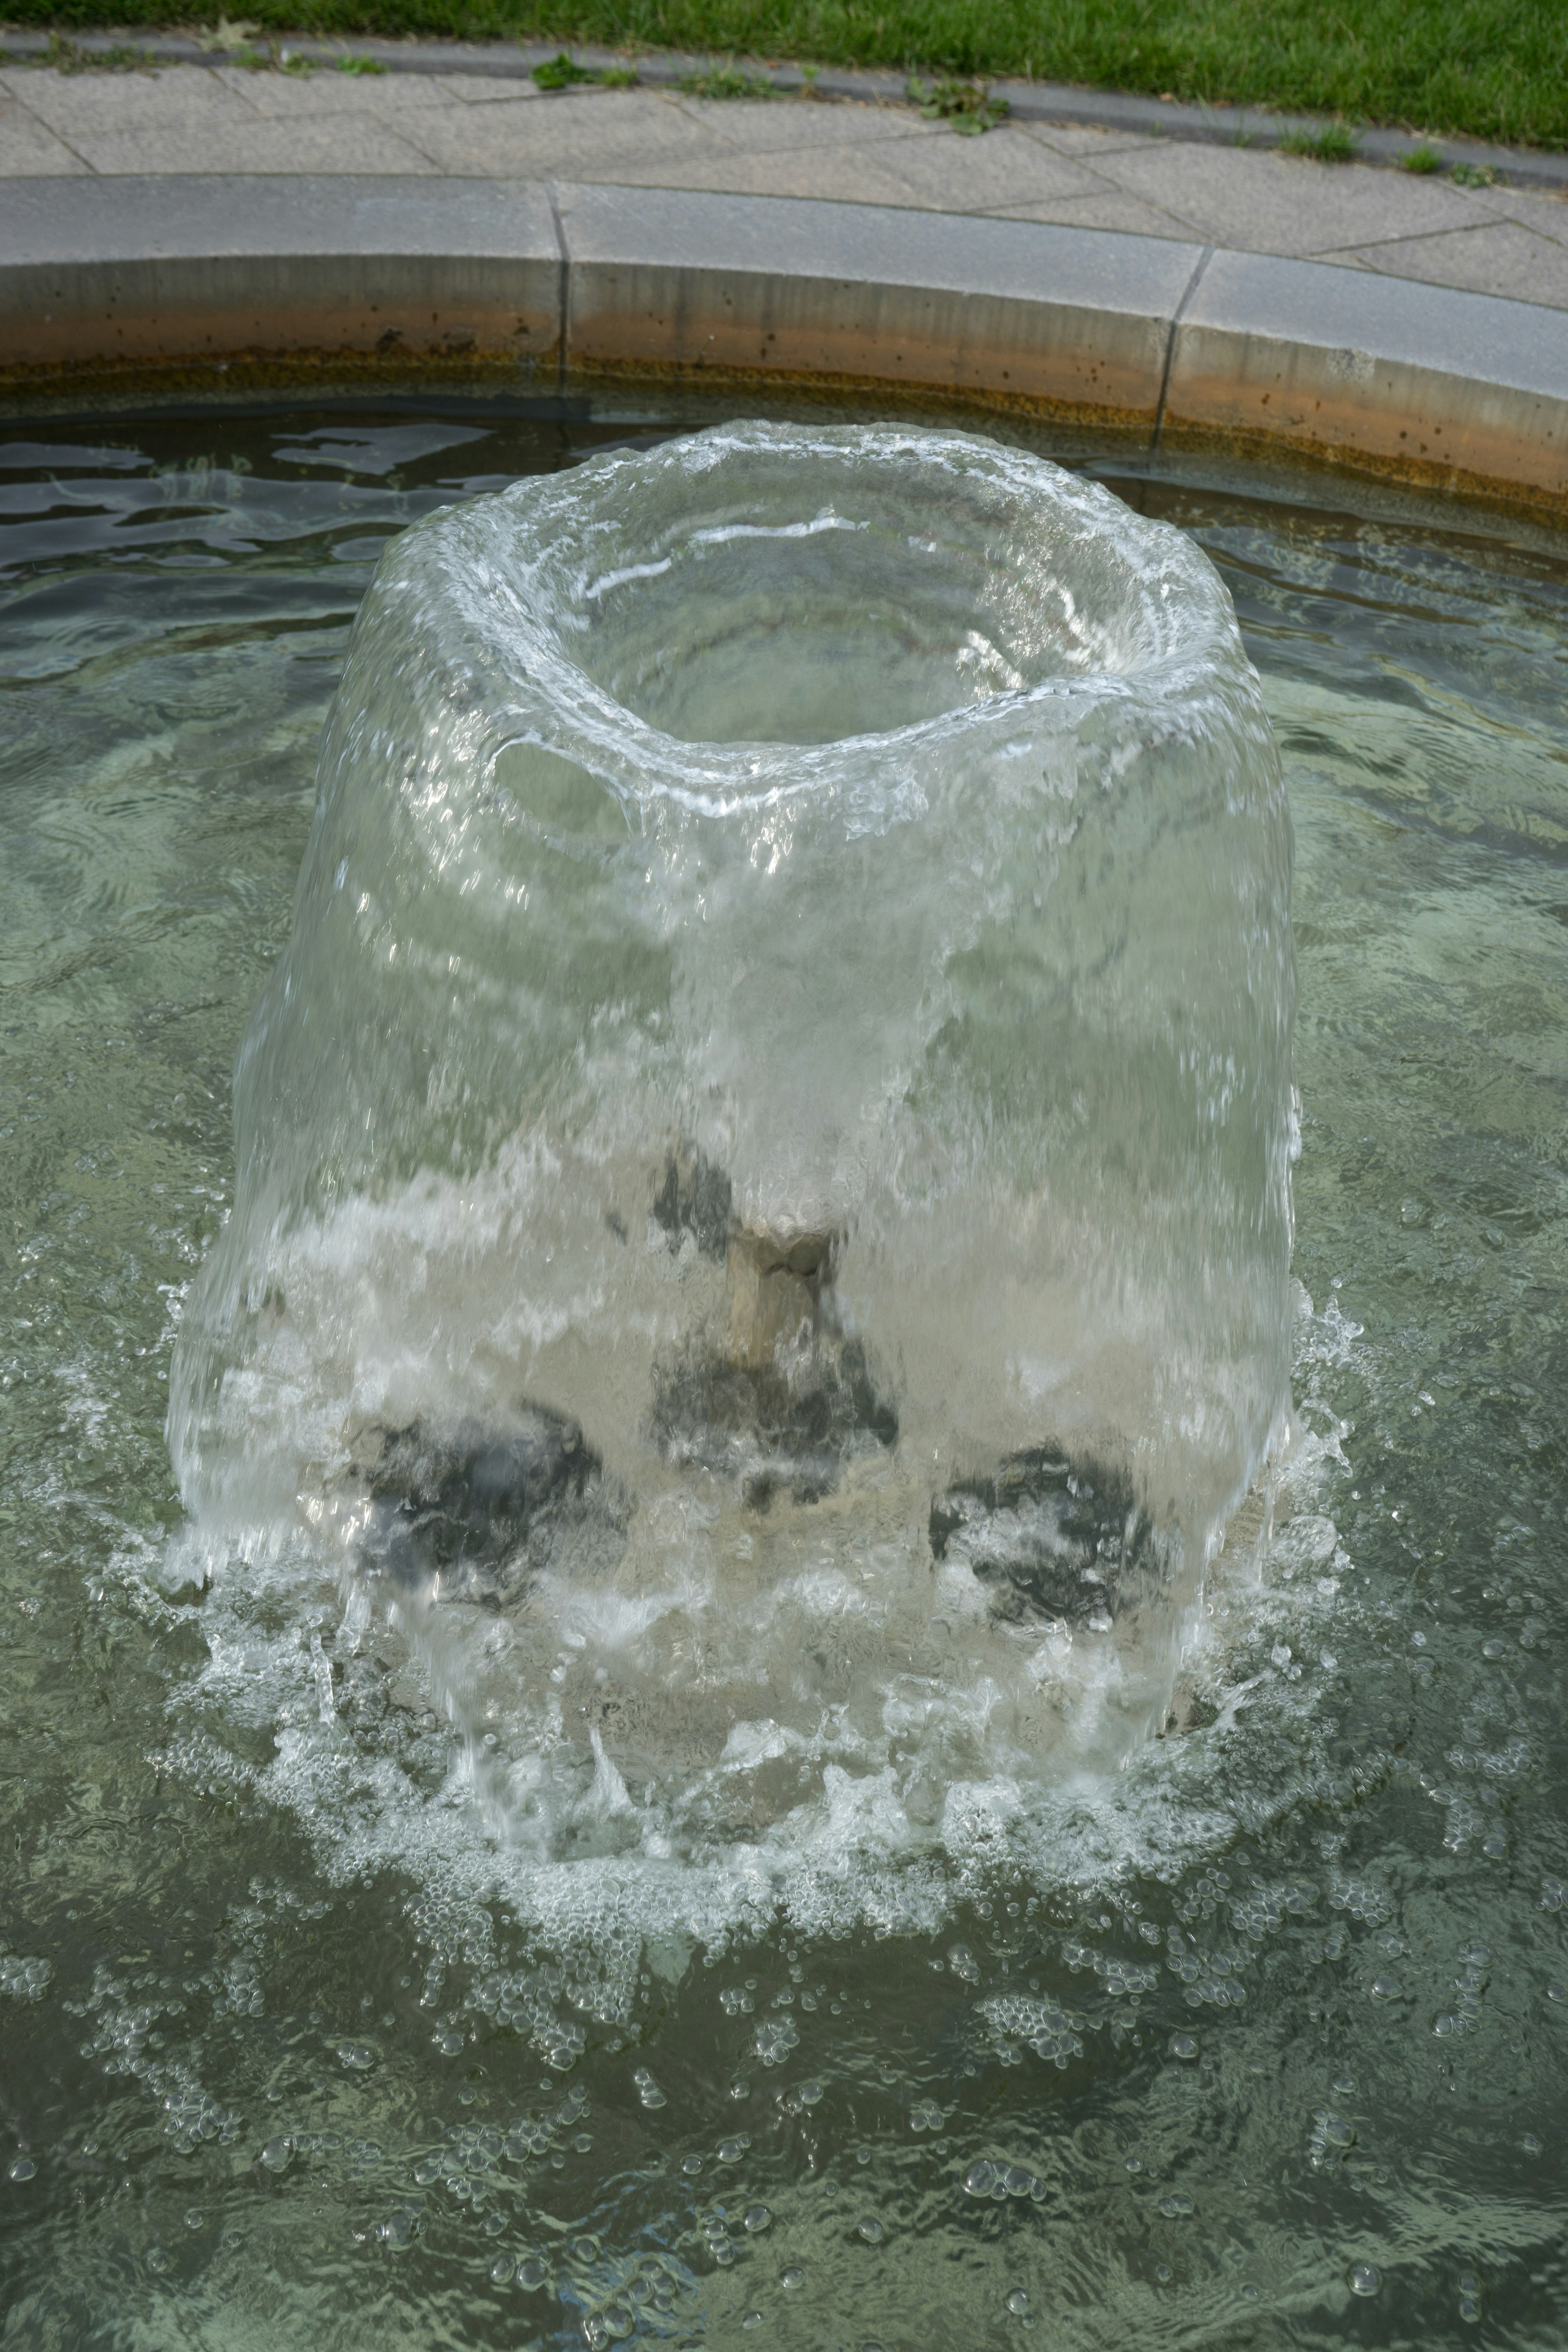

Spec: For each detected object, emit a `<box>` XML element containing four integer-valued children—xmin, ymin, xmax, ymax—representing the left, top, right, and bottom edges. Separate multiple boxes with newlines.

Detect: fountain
<box><xmin>169</xmin><ymin>420</ymin><xmax>1295</xmax><ymax>1813</ymax></box>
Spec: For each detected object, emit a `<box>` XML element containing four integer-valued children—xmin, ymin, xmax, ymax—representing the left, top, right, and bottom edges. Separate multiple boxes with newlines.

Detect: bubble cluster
<box><xmin>1061</xmin><ymin>1940</ymin><xmax>1160</xmax><ymax>1998</ymax></box>
<box><xmin>0</xmin><ymin>1955</ymin><xmax>51</xmax><ymax>2001</ymax></box>
<box><xmin>1230</xmin><ymin>1878</ymin><xmax>1318</xmax><ymax>1938</ymax></box>
<box><xmin>980</xmin><ymin>1995</ymin><xmax>1083</xmax><ymax>2069</ymax></box>
<box><xmin>1165</xmin><ymin>1932</ymin><xmax>1248</xmax><ymax>2010</ymax></box>
<box><xmin>463</xmin><ymin>1968</ymin><xmax>590</xmax><ymax>2067</ymax></box>
<box><xmin>67</xmin><ymin>1963</ymin><xmax>241</xmax><ymax>2155</ymax></box>
<box><xmin>964</xmin><ymin>2161</ymin><xmax>1047</xmax><ymax>2203</ymax></box>
<box><xmin>754</xmin><ymin>2016</ymin><xmax>800</xmax><ymax>2067</ymax></box>
<box><xmin>1326</xmin><ymin>1874</ymin><xmax>1395</xmax><ymax>1929</ymax></box>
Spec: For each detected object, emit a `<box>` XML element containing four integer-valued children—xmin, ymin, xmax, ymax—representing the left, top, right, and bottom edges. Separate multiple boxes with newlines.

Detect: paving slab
<box><xmin>1019</xmin><ymin>120</ymin><xmax>1169</xmax><ymax>161</ymax></box>
<box><xmin>0</xmin><ymin>61</ymin><xmax>257</xmax><ymax>137</ymax></box>
<box><xmin>664</xmin><ymin>94</ymin><xmax>937</xmax><ymax>154</ymax></box>
<box><xmin>860</xmin><ymin>125</ymin><xmax>1115</xmax><ymax>211</ymax></box>
<box><xmin>0</xmin><ymin>93</ymin><xmax>87</xmax><ymax>174</ymax></box>
<box><xmin>990</xmin><ymin>188</ymin><xmax>1203</xmax><ymax>242</ymax></box>
<box><xmin>1100</xmin><ymin>140</ymin><xmax>1489</xmax><ymax>258</ymax></box>
<box><xmin>1325</xmin><ymin>218</ymin><xmax>1568</xmax><ymax>310</ymax></box>
<box><xmin>597</xmin><ymin>143</ymin><xmax>938</xmax><ymax>210</ymax></box>
<box><xmin>1457</xmin><ymin>181</ymin><xmax>1568</xmax><ymax>243</ymax></box>
<box><xmin>63</xmin><ymin>114</ymin><xmax>447</xmax><ymax>177</ymax></box>
<box><xmin>431</xmin><ymin>73</ymin><xmax>549</xmax><ymax>107</ymax></box>
<box><xmin>402</xmin><ymin>87</ymin><xmax>723</xmax><ymax>179</ymax></box>
<box><xmin>206</xmin><ymin>60</ymin><xmax>514</xmax><ymax>119</ymax></box>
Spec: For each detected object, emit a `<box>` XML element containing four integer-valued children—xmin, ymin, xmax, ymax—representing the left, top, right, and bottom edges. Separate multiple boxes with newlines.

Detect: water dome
<box><xmin>169</xmin><ymin>421</ymin><xmax>1294</xmax><ymax>1804</ymax></box>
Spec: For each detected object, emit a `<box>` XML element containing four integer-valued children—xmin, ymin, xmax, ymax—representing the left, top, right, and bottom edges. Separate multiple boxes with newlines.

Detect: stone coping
<box><xmin>4</xmin><ymin>30</ymin><xmax>1565</xmax><ymax>193</ymax></box>
<box><xmin>2</xmin><ymin>173</ymin><xmax>1565</xmax><ymax>516</ymax></box>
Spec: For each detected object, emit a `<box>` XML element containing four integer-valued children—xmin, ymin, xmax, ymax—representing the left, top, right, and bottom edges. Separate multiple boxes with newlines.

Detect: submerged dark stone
<box><xmin>929</xmin><ymin>1448</ymin><xmax>1155</xmax><ymax>1624</ymax></box>
<box><xmin>650</xmin><ymin>1335</ymin><xmax>898</xmax><ymax>1509</ymax></box>
<box><xmin>652</xmin><ymin>1146</ymin><xmax>732</xmax><ymax>1263</ymax></box>
<box><xmin>352</xmin><ymin>1408</ymin><xmax>619</xmax><ymax>1605</ymax></box>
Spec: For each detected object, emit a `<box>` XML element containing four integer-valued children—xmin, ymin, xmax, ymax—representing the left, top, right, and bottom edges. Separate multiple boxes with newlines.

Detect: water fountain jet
<box><xmin>169</xmin><ymin>419</ymin><xmax>1295</xmax><ymax>1798</ymax></box>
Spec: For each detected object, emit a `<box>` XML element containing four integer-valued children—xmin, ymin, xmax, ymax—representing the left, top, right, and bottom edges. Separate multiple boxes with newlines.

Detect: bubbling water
<box><xmin>168</xmin><ymin>422</ymin><xmax>1294</xmax><ymax>1849</ymax></box>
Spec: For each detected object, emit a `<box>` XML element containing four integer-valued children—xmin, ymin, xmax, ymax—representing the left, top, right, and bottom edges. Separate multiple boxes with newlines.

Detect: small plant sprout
<box><xmin>907</xmin><ymin>75</ymin><xmax>1009</xmax><ymax>134</ymax></box>
<box><xmin>1277</xmin><ymin>119</ymin><xmax>1359</xmax><ymax>161</ymax></box>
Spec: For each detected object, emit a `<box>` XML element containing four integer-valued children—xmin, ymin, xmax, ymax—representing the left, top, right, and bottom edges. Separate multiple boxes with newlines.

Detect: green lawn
<box><xmin>7</xmin><ymin>0</ymin><xmax>1566</xmax><ymax>151</ymax></box>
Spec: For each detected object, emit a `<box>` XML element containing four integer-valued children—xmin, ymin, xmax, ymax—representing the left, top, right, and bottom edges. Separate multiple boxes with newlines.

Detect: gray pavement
<box><xmin>3</xmin><ymin>63</ymin><xmax>1568</xmax><ymax>310</ymax></box>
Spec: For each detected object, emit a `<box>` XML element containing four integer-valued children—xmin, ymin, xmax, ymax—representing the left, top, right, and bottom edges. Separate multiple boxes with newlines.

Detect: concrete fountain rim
<box><xmin>2</xmin><ymin>172</ymin><xmax>1566</xmax><ymax>519</ymax></box>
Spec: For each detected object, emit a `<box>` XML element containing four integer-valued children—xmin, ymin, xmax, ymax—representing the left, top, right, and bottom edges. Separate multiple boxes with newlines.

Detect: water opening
<box><xmin>547</xmin><ymin>439</ymin><xmax>1163</xmax><ymax>744</ymax></box>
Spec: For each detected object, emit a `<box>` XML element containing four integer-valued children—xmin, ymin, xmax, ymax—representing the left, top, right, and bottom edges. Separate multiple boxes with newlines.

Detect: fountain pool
<box><xmin>1</xmin><ymin>396</ymin><xmax>1566</xmax><ymax>2349</ymax></box>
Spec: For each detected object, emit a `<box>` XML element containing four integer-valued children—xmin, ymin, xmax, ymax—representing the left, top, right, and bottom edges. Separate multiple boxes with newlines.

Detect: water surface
<box><xmin>1</xmin><ymin>399</ymin><xmax>1566</xmax><ymax>2349</ymax></box>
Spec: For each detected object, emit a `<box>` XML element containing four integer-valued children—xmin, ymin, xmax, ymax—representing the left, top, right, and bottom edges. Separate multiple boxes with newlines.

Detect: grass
<box><xmin>1276</xmin><ymin>118</ymin><xmax>1359</xmax><ymax>160</ymax></box>
<box><xmin>533</xmin><ymin>43</ymin><xmax>635</xmax><ymax>78</ymax></box>
<box><xmin>1399</xmin><ymin>138</ymin><xmax>1441</xmax><ymax>171</ymax></box>
<box><xmin>3</xmin><ymin>0</ymin><xmax>1565</xmax><ymax>151</ymax></box>
<box><xmin>676</xmin><ymin>62</ymin><xmax>773</xmax><ymax>94</ymax></box>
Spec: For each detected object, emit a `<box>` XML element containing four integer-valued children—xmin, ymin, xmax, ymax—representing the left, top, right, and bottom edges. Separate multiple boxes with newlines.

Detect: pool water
<box><xmin>1</xmin><ymin>398</ymin><xmax>1566</xmax><ymax>2350</ymax></box>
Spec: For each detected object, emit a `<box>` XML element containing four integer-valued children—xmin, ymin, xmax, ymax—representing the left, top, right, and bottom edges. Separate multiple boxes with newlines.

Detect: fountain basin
<box><xmin>4</xmin><ymin>396</ymin><xmax>1567</xmax><ymax>2350</ymax></box>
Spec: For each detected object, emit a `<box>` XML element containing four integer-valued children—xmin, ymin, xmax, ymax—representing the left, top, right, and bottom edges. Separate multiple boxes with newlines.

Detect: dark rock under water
<box><xmin>351</xmin><ymin>1409</ymin><xmax>620</xmax><ymax>1606</ymax></box>
<box><xmin>649</xmin><ymin>1334</ymin><xmax>899</xmax><ymax>1510</ymax></box>
<box><xmin>929</xmin><ymin>1449</ymin><xmax>1156</xmax><ymax>1625</ymax></box>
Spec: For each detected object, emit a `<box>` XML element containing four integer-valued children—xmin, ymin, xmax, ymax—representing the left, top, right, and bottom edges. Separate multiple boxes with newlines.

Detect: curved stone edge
<box><xmin>2</xmin><ymin>175</ymin><xmax>1565</xmax><ymax>519</ymax></box>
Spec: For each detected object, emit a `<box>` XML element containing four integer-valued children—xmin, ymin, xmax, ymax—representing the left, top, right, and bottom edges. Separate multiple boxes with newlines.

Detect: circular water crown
<box><xmin>167</xmin><ymin>422</ymin><xmax>1294</xmax><ymax>1881</ymax></box>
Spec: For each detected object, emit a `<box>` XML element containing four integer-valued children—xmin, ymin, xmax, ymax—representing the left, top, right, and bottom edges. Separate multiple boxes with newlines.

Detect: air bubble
<box><xmin>1349</xmin><ymin>2264</ymin><xmax>1382</xmax><ymax>2296</ymax></box>
<box><xmin>857</xmin><ymin>2216</ymin><xmax>884</xmax><ymax>2243</ymax></box>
